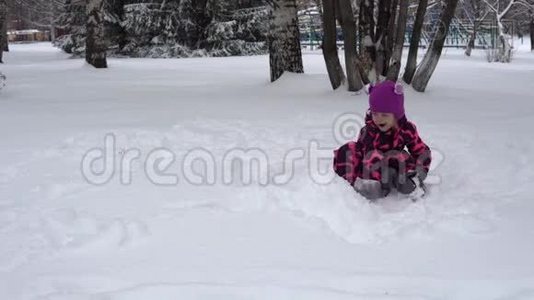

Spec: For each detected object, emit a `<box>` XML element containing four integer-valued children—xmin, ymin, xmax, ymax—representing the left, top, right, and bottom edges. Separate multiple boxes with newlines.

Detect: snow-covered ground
<box><xmin>1</xmin><ymin>41</ymin><xmax>534</xmax><ymax>299</ymax></box>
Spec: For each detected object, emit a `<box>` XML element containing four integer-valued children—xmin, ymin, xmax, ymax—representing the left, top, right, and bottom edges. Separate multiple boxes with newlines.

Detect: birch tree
<box><xmin>268</xmin><ymin>0</ymin><xmax>304</xmax><ymax>82</ymax></box>
<box><xmin>481</xmin><ymin>0</ymin><xmax>532</xmax><ymax>62</ymax></box>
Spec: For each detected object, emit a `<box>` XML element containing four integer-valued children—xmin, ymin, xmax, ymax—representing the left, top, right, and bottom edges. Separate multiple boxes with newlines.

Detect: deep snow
<box><xmin>1</xmin><ymin>41</ymin><xmax>534</xmax><ymax>299</ymax></box>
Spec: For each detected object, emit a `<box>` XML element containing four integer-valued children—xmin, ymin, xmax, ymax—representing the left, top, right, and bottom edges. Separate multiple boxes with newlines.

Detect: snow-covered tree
<box><xmin>120</xmin><ymin>2</ymin><xmax>182</xmax><ymax>57</ymax></box>
<box><xmin>477</xmin><ymin>0</ymin><xmax>534</xmax><ymax>61</ymax></box>
<box><xmin>205</xmin><ymin>2</ymin><xmax>268</xmax><ymax>56</ymax></box>
<box><xmin>56</xmin><ymin>0</ymin><xmax>87</xmax><ymax>55</ymax></box>
<box><xmin>268</xmin><ymin>0</ymin><xmax>303</xmax><ymax>82</ymax></box>
<box><xmin>481</xmin><ymin>0</ymin><xmax>517</xmax><ymax>62</ymax></box>
<box><xmin>86</xmin><ymin>0</ymin><xmax>107</xmax><ymax>68</ymax></box>
<box><xmin>119</xmin><ymin>0</ymin><xmax>267</xmax><ymax>58</ymax></box>
<box><xmin>55</xmin><ymin>0</ymin><xmax>123</xmax><ymax>55</ymax></box>
<box><xmin>106</xmin><ymin>0</ymin><xmax>126</xmax><ymax>51</ymax></box>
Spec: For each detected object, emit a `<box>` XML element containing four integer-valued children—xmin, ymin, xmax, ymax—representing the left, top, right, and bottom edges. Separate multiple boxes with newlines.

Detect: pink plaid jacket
<box><xmin>333</xmin><ymin>113</ymin><xmax>431</xmax><ymax>185</ymax></box>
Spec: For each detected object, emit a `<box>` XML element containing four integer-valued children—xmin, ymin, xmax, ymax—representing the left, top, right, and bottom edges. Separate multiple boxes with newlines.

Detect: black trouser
<box><xmin>381</xmin><ymin>167</ymin><xmax>417</xmax><ymax>195</ymax></box>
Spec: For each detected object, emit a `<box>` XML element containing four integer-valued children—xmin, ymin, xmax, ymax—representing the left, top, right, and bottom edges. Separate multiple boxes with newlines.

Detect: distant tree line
<box><xmin>0</xmin><ymin>0</ymin><xmax>532</xmax><ymax>91</ymax></box>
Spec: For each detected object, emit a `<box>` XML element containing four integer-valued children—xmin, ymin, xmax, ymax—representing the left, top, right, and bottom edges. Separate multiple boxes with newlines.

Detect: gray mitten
<box><xmin>354</xmin><ymin>179</ymin><xmax>388</xmax><ymax>200</ymax></box>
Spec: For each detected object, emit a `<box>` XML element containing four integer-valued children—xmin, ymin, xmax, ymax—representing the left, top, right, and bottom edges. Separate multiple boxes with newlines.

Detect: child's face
<box><xmin>372</xmin><ymin>112</ymin><xmax>396</xmax><ymax>132</ymax></box>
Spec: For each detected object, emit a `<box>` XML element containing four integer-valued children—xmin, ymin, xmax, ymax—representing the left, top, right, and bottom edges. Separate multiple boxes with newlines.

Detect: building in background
<box><xmin>7</xmin><ymin>29</ymin><xmax>51</xmax><ymax>42</ymax></box>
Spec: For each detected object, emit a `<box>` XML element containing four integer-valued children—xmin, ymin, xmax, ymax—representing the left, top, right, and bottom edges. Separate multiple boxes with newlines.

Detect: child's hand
<box><xmin>407</xmin><ymin>170</ymin><xmax>427</xmax><ymax>182</ymax></box>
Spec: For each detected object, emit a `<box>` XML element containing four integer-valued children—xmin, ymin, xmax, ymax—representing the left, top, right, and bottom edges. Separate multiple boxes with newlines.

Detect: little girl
<box><xmin>333</xmin><ymin>80</ymin><xmax>432</xmax><ymax>200</ymax></box>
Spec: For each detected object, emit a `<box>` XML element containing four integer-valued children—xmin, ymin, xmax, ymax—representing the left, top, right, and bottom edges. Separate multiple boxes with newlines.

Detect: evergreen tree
<box><xmin>205</xmin><ymin>0</ymin><xmax>268</xmax><ymax>56</ymax></box>
<box><xmin>56</xmin><ymin>0</ymin><xmax>87</xmax><ymax>55</ymax></box>
<box><xmin>56</xmin><ymin>0</ymin><xmax>268</xmax><ymax>58</ymax></box>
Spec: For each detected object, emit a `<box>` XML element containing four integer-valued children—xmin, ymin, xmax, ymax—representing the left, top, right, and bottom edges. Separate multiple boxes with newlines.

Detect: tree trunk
<box><xmin>109</xmin><ymin>0</ymin><xmax>126</xmax><ymax>51</ymax></box>
<box><xmin>465</xmin><ymin>0</ymin><xmax>481</xmax><ymax>56</ymax></box>
<box><xmin>50</xmin><ymin>23</ymin><xmax>56</xmax><ymax>42</ymax></box>
<box><xmin>192</xmin><ymin>0</ymin><xmax>210</xmax><ymax>48</ymax></box>
<box><xmin>0</xmin><ymin>0</ymin><xmax>6</xmax><ymax>63</ymax></box>
<box><xmin>337</xmin><ymin>0</ymin><xmax>364</xmax><ymax>91</ymax></box>
<box><xmin>493</xmin><ymin>16</ymin><xmax>511</xmax><ymax>62</ymax></box>
<box><xmin>403</xmin><ymin>0</ymin><xmax>428</xmax><ymax>84</ymax></box>
<box><xmin>375</xmin><ymin>0</ymin><xmax>392</xmax><ymax>79</ymax></box>
<box><xmin>321</xmin><ymin>0</ymin><xmax>345</xmax><ymax>89</ymax></box>
<box><xmin>50</xmin><ymin>0</ymin><xmax>56</xmax><ymax>42</ymax></box>
<box><xmin>86</xmin><ymin>0</ymin><xmax>108</xmax><ymax>68</ymax></box>
<box><xmin>386</xmin><ymin>0</ymin><xmax>409</xmax><ymax>81</ymax></box>
<box><xmin>384</xmin><ymin>0</ymin><xmax>398</xmax><ymax>76</ymax></box>
<box><xmin>116</xmin><ymin>0</ymin><xmax>127</xmax><ymax>51</ymax></box>
<box><xmin>1</xmin><ymin>15</ymin><xmax>7</xmax><ymax>52</ymax></box>
<box><xmin>530</xmin><ymin>17</ymin><xmax>534</xmax><ymax>51</ymax></box>
<box><xmin>358</xmin><ymin>0</ymin><xmax>375</xmax><ymax>81</ymax></box>
<box><xmin>465</xmin><ymin>21</ymin><xmax>477</xmax><ymax>56</ymax></box>
<box><xmin>268</xmin><ymin>0</ymin><xmax>304</xmax><ymax>82</ymax></box>
<box><xmin>498</xmin><ymin>32</ymin><xmax>511</xmax><ymax>62</ymax></box>
<box><xmin>412</xmin><ymin>0</ymin><xmax>459</xmax><ymax>92</ymax></box>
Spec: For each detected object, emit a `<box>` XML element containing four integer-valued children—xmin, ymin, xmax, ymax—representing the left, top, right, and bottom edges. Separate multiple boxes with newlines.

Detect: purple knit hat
<box><xmin>368</xmin><ymin>80</ymin><xmax>405</xmax><ymax>120</ymax></box>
